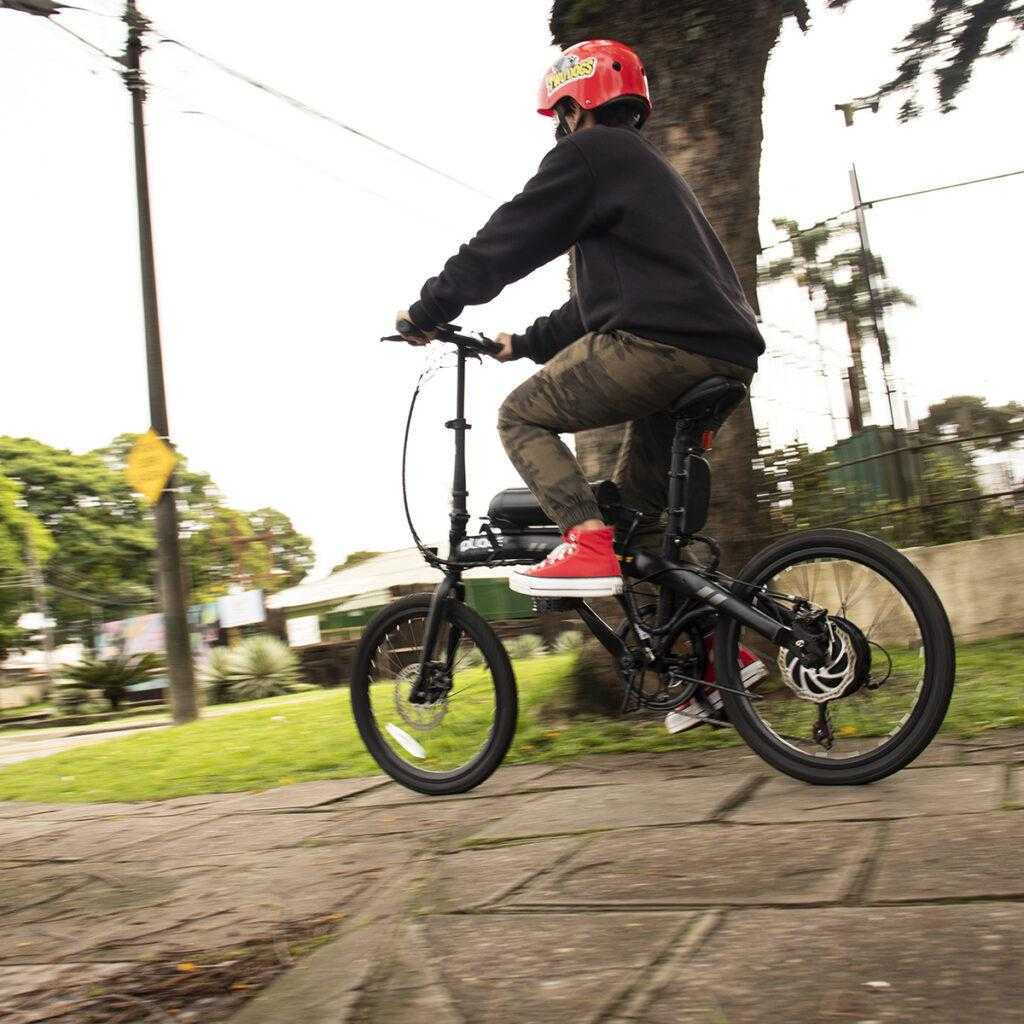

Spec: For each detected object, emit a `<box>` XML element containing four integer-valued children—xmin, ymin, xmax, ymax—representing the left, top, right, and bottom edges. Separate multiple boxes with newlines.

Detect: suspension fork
<box><xmin>412</xmin><ymin>572</ymin><xmax>465</xmax><ymax>699</ymax></box>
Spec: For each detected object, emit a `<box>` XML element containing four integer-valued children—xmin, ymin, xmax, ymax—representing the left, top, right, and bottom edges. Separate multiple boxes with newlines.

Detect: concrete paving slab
<box><xmin>870</xmin><ymin>810</ymin><xmax>1024</xmax><ymax>901</ymax></box>
<box><xmin>100</xmin><ymin>808</ymin><xmax>359</xmax><ymax>861</ymax></box>
<box><xmin>639</xmin><ymin>904</ymin><xmax>1024</xmax><ymax>1024</ymax></box>
<box><xmin>311</xmin><ymin>793</ymin><xmax>534</xmax><ymax>842</ymax></box>
<box><xmin>902</xmin><ymin>740</ymin><xmax>966</xmax><ymax>767</ymax></box>
<box><xmin>428</xmin><ymin>837</ymin><xmax>583</xmax><ymax>912</ymax></box>
<box><xmin>513</xmin><ymin>821</ymin><xmax>877</xmax><ymax>907</ymax></box>
<box><xmin>956</xmin><ymin>727</ymin><xmax>1024</xmax><ymax>748</ymax></box>
<box><xmin>426</xmin><ymin>911</ymin><xmax>696</xmax><ymax>1024</ymax></box>
<box><xmin>216</xmin><ymin>775</ymin><xmax>389</xmax><ymax>812</ymax></box>
<box><xmin>341</xmin><ymin>763</ymin><xmax>596</xmax><ymax>809</ymax></box>
<box><xmin>728</xmin><ymin>765</ymin><xmax>1005</xmax><ymax>823</ymax></box>
<box><xmin>964</xmin><ymin>742</ymin><xmax>1024</xmax><ymax>764</ymax></box>
<box><xmin>538</xmin><ymin>748</ymin><xmax>763</xmax><ymax>788</ymax></box>
<box><xmin>468</xmin><ymin>774</ymin><xmax>758</xmax><ymax>843</ymax></box>
<box><xmin>2</xmin><ymin>962</ymin><xmax>136</xmax><ymax>1024</ymax></box>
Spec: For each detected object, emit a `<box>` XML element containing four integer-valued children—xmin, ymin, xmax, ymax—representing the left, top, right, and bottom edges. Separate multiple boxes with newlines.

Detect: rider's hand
<box><xmin>396</xmin><ymin>310</ymin><xmax>436</xmax><ymax>346</ymax></box>
<box><xmin>489</xmin><ymin>332</ymin><xmax>517</xmax><ymax>362</ymax></box>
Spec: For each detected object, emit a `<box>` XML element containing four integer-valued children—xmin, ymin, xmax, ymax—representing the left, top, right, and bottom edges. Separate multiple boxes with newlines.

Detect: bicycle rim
<box><xmin>354</xmin><ymin>599</ymin><xmax>514</xmax><ymax>787</ymax></box>
<box><xmin>720</xmin><ymin>537</ymin><xmax>952</xmax><ymax>770</ymax></box>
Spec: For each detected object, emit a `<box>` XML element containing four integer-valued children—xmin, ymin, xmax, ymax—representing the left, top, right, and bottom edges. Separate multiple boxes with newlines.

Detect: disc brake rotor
<box><xmin>778</xmin><ymin>616</ymin><xmax>863</xmax><ymax>704</ymax></box>
<box><xmin>393</xmin><ymin>663</ymin><xmax>449</xmax><ymax>730</ymax></box>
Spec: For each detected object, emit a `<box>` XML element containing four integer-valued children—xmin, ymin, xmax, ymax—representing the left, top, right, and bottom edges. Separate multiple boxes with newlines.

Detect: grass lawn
<box><xmin>0</xmin><ymin>636</ymin><xmax>1021</xmax><ymax>804</ymax></box>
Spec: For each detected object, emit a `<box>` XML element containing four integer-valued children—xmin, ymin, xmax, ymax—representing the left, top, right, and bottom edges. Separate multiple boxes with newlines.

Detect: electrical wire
<box><xmin>145</xmin><ymin>79</ymin><xmax>461</xmax><ymax>226</ymax></box>
<box><xmin>46</xmin><ymin>13</ymin><xmax>122</xmax><ymax>65</ymax></box>
<box><xmin>34</xmin><ymin>5</ymin><xmax>500</xmax><ymax>204</ymax></box>
<box><xmin>151</xmin><ymin>29</ymin><xmax>500</xmax><ymax>202</ymax></box>
<box><xmin>863</xmin><ymin>169</ymin><xmax>1024</xmax><ymax>207</ymax></box>
<box><xmin>759</xmin><ymin>168</ymin><xmax>1024</xmax><ymax>255</ymax></box>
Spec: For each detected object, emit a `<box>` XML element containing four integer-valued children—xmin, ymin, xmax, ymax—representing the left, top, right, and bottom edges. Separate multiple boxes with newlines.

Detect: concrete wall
<box><xmin>900</xmin><ymin>532</ymin><xmax>1024</xmax><ymax>643</ymax></box>
<box><xmin>0</xmin><ymin>683</ymin><xmax>45</xmax><ymax>711</ymax></box>
<box><xmin>770</xmin><ymin>531</ymin><xmax>1024</xmax><ymax>647</ymax></box>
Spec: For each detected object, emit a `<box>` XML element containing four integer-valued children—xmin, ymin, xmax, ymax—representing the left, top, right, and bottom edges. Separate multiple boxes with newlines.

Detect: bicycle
<box><xmin>350</xmin><ymin>323</ymin><xmax>955</xmax><ymax>796</ymax></box>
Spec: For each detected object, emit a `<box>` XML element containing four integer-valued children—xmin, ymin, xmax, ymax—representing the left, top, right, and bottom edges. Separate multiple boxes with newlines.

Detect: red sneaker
<box><xmin>665</xmin><ymin>633</ymin><xmax>767</xmax><ymax>734</ymax></box>
<box><xmin>509</xmin><ymin>526</ymin><xmax>622</xmax><ymax>598</ymax></box>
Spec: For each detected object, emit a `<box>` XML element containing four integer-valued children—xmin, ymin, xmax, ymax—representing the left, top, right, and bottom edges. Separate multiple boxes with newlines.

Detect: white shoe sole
<box><xmin>665</xmin><ymin>659</ymin><xmax>768</xmax><ymax>734</ymax></box>
<box><xmin>508</xmin><ymin>573</ymin><xmax>623</xmax><ymax>598</ymax></box>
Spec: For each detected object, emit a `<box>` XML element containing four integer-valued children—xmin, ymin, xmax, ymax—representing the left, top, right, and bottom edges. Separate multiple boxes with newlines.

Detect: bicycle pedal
<box><xmin>531</xmin><ymin>597</ymin><xmax>577</xmax><ymax>613</ymax></box>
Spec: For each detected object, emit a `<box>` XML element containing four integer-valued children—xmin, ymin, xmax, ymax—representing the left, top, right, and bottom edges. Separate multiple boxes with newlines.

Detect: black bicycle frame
<box><xmin>414</xmin><ymin>341</ymin><xmax>474</xmax><ymax>686</ymax></box>
<box><xmin>412</xmin><ymin>335</ymin><xmax>803</xmax><ymax>690</ymax></box>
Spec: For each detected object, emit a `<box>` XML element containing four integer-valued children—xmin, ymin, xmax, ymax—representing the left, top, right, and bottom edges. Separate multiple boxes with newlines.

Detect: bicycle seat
<box><xmin>488</xmin><ymin>480</ymin><xmax>621</xmax><ymax>530</ymax></box>
<box><xmin>670</xmin><ymin>376</ymin><xmax>748</xmax><ymax>429</ymax></box>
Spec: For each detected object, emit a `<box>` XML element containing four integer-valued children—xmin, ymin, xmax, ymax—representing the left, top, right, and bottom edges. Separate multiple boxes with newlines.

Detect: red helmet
<box><xmin>537</xmin><ymin>39</ymin><xmax>651</xmax><ymax>122</ymax></box>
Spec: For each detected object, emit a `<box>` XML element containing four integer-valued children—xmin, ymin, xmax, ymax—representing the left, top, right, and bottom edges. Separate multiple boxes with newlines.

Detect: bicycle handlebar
<box><xmin>382</xmin><ymin>320</ymin><xmax>502</xmax><ymax>357</ymax></box>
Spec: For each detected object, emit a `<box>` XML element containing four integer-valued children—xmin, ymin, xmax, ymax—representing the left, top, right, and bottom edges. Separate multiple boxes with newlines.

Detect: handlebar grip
<box><xmin>396</xmin><ymin>318</ymin><xmax>419</xmax><ymax>336</ymax></box>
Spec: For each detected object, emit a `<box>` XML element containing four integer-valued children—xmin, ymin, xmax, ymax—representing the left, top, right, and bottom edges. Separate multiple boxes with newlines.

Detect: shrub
<box><xmin>226</xmin><ymin>635</ymin><xmax>300</xmax><ymax>702</ymax></box>
<box><xmin>456</xmin><ymin>645</ymin><xmax>485</xmax><ymax>668</ymax></box>
<box><xmin>554</xmin><ymin>629</ymin><xmax>584</xmax><ymax>653</ymax></box>
<box><xmin>63</xmin><ymin>653</ymin><xmax>162</xmax><ymax>711</ymax></box>
<box><xmin>51</xmin><ymin>685</ymin><xmax>93</xmax><ymax>715</ymax></box>
<box><xmin>202</xmin><ymin>647</ymin><xmax>238</xmax><ymax>705</ymax></box>
<box><xmin>505</xmin><ymin>634</ymin><xmax>546</xmax><ymax>660</ymax></box>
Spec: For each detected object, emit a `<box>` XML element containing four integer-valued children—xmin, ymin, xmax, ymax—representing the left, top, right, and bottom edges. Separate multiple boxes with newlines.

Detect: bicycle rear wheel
<box><xmin>716</xmin><ymin>529</ymin><xmax>955</xmax><ymax>785</ymax></box>
<box><xmin>350</xmin><ymin>594</ymin><xmax>517</xmax><ymax>796</ymax></box>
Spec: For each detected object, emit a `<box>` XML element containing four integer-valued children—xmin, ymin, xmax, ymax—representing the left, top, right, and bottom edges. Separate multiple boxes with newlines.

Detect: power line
<box><xmin>864</xmin><ymin>168</ymin><xmax>1024</xmax><ymax>207</ymax></box>
<box><xmin>146</xmin><ymin>78</ymin><xmax>458</xmax><ymax>225</ymax></box>
<box><xmin>46</xmin><ymin>11</ymin><xmax>121</xmax><ymax>64</ymax></box>
<box><xmin>151</xmin><ymin>30</ymin><xmax>500</xmax><ymax>202</ymax></box>
<box><xmin>758</xmin><ymin>167</ymin><xmax>1024</xmax><ymax>255</ymax></box>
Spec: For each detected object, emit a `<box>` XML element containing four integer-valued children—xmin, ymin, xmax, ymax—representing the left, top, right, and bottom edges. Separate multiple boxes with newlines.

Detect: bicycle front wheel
<box><xmin>350</xmin><ymin>594</ymin><xmax>517</xmax><ymax>796</ymax></box>
<box><xmin>717</xmin><ymin>529</ymin><xmax>955</xmax><ymax>785</ymax></box>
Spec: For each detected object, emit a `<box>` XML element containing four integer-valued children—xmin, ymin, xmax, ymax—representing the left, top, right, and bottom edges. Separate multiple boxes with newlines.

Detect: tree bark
<box><xmin>552</xmin><ymin>0</ymin><xmax>787</xmax><ymax>569</ymax></box>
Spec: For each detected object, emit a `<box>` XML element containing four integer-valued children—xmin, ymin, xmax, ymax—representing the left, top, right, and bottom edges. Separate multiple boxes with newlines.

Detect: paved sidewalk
<box><xmin>2</xmin><ymin>731</ymin><xmax>1022</xmax><ymax>1023</ymax></box>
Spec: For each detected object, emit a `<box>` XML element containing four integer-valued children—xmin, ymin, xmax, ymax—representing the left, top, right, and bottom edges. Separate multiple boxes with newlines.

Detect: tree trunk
<box><xmin>552</xmin><ymin>0</ymin><xmax>786</xmax><ymax>570</ymax></box>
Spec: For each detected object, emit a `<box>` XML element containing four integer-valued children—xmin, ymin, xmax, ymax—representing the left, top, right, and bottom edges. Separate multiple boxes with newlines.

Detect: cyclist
<box><xmin>397</xmin><ymin>39</ymin><xmax>766</xmax><ymax>729</ymax></box>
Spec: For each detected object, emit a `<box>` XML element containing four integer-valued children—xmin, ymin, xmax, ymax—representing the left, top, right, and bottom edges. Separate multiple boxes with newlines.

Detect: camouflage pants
<box><xmin>498</xmin><ymin>331</ymin><xmax>754</xmax><ymax>533</ymax></box>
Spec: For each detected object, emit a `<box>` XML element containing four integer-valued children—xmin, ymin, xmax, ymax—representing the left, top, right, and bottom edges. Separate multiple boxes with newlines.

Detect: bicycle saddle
<box><xmin>488</xmin><ymin>480</ymin><xmax>620</xmax><ymax>530</ymax></box>
<box><xmin>670</xmin><ymin>376</ymin><xmax>748</xmax><ymax>429</ymax></box>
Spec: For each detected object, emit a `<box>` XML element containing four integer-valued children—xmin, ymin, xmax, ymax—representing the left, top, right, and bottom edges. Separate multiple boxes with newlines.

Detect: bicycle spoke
<box><xmin>733</xmin><ymin>549</ymin><xmax>938</xmax><ymax>765</ymax></box>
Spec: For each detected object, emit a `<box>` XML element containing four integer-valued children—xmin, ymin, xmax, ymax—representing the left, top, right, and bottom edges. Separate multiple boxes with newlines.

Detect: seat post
<box><xmin>663</xmin><ymin>419</ymin><xmax>695</xmax><ymax>559</ymax></box>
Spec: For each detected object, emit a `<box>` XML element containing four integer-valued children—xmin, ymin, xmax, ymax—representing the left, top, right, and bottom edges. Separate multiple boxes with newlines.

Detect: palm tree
<box><xmin>64</xmin><ymin>652</ymin><xmax>163</xmax><ymax>711</ymax></box>
<box><xmin>758</xmin><ymin>217</ymin><xmax>914</xmax><ymax>432</ymax></box>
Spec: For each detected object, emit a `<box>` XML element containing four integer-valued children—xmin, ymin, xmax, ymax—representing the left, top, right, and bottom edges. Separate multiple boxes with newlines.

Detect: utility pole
<box><xmin>848</xmin><ymin>165</ymin><xmax>909</xmax><ymax>504</ymax></box>
<box><xmin>836</xmin><ymin>98</ymin><xmax>909</xmax><ymax>503</ymax></box>
<box><xmin>848</xmin><ymin>164</ymin><xmax>901</xmax><ymax>435</ymax></box>
<box><xmin>124</xmin><ymin>0</ymin><xmax>198</xmax><ymax>723</ymax></box>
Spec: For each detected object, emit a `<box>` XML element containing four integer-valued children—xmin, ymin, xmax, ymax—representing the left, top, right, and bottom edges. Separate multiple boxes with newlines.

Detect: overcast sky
<box><xmin>2</xmin><ymin>0</ymin><xmax>1022</xmax><ymax>575</ymax></box>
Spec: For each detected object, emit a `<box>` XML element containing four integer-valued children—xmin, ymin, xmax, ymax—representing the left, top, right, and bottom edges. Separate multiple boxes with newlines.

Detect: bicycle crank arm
<box><xmin>628</xmin><ymin>552</ymin><xmax>792</xmax><ymax>647</ymax></box>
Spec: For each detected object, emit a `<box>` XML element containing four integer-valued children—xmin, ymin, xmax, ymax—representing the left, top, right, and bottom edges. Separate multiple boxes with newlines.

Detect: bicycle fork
<box><xmin>410</xmin><ymin>572</ymin><xmax>464</xmax><ymax>703</ymax></box>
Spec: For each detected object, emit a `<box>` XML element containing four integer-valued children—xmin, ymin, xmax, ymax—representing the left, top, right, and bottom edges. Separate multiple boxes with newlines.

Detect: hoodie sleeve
<box><xmin>510</xmin><ymin>298</ymin><xmax>585</xmax><ymax>363</ymax></box>
<box><xmin>408</xmin><ymin>137</ymin><xmax>597</xmax><ymax>330</ymax></box>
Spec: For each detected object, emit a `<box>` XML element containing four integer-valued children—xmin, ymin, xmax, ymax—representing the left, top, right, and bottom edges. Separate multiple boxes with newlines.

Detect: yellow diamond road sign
<box><xmin>125</xmin><ymin>429</ymin><xmax>177</xmax><ymax>506</ymax></box>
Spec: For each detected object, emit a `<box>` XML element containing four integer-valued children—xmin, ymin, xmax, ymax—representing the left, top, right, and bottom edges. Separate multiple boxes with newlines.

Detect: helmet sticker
<box><xmin>545</xmin><ymin>54</ymin><xmax>598</xmax><ymax>98</ymax></box>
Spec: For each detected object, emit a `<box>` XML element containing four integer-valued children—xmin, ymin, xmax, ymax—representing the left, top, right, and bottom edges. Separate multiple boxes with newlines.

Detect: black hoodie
<box><xmin>409</xmin><ymin>124</ymin><xmax>764</xmax><ymax>370</ymax></box>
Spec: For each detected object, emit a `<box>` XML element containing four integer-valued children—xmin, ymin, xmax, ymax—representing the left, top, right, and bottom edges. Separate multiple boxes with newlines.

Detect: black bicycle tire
<box><xmin>350</xmin><ymin>594</ymin><xmax>518</xmax><ymax>796</ymax></box>
<box><xmin>716</xmin><ymin>528</ymin><xmax>955</xmax><ymax>786</ymax></box>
